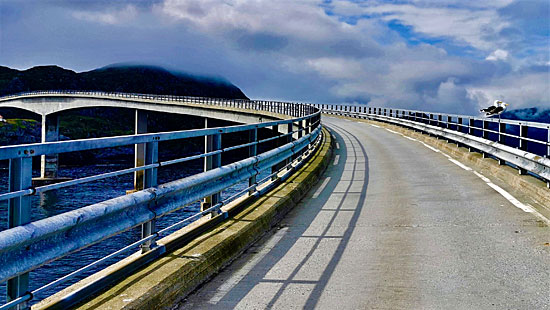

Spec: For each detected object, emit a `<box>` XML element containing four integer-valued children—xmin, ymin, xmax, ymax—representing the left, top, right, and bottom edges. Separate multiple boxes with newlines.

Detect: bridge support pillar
<box><xmin>202</xmin><ymin>119</ymin><xmax>222</xmax><ymax>217</ymax></box>
<box><xmin>40</xmin><ymin>114</ymin><xmax>59</xmax><ymax>179</ymax></box>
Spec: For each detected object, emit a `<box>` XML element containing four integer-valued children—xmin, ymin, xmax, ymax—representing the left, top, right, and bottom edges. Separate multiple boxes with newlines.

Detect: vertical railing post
<box><xmin>271</xmin><ymin>124</ymin><xmax>280</xmax><ymax>181</ymax></box>
<box><xmin>518</xmin><ymin>124</ymin><xmax>528</xmax><ymax>174</ymax></box>
<box><xmin>468</xmin><ymin>118</ymin><xmax>475</xmax><ymax>152</ymax></box>
<box><xmin>248</xmin><ymin>127</ymin><xmax>257</xmax><ymax>195</ymax></box>
<box><xmin>496</xmin><ymin>121</ymin><xmax>506</xmax><ymax>165</ymax></box>
<box><xmin>7</xmin><ymin>157</ymin><xmax>32</xmax><ymax>309</ymax></box>
<box><xmin>134</xmin><ymin>110</ymin><xmax>147</xmax><ymax>191</ymax></box>
<box><xmin>202</xmin><ymin>120</ymin><xmax>222</xmax><ymax>215</ymax></box>
<box><xmin>482</xmin><ymin>120</ymin><xmax>489</xmax><ymax>158</ymax></box>
<box><xmin>141</xmin><ymin>140</ymin><xmax>158</xmax><ymax>253</ymax></box>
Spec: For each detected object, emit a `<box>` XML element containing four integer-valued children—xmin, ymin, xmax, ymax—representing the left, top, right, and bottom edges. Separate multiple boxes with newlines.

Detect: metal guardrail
<box><xmin>0</xmin><ymin>92</ymin><xmax>322</xmax><ymax>309</ymax></box>
<box><xmin>320</xmin><ymin>105</ymin><xmax>550</xmax><ymax>187</ymax></box>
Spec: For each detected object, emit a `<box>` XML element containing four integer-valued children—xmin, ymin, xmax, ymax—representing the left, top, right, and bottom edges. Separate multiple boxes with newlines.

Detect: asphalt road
<box><xmin>179</xmin><ymin>116</ymin><xmax>550</xmax><ymax>310</ymax></box>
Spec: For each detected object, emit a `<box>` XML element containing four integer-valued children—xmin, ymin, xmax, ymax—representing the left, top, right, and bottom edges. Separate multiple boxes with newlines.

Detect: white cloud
<box><xmin>72</xmin><ymin>5</ymin><xmax>138</xmax><ymax>25</ymax></box>
<box><xmin>331</xmin><ymin>1</ymin><xmax>511</xmax><ymax>51</ymax></box>
<box><xmin>486</xmin><ymin>49</ymin><xmax>509</xmax><ymax>61</ymax></box>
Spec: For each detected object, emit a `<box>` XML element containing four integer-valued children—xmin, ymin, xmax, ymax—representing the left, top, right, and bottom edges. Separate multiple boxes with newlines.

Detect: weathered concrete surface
<box><xmin>35</xmin><ymin>127</ymin><xmax>332</xmax><ymax>310</ymax></box>
<box><xmin>179</xmin><ymin>116</ymin><xmax>550</xmax><ymax>310</ymax></box>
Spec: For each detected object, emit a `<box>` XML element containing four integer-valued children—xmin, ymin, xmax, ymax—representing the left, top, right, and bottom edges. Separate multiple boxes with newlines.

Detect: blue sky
<box><xmin>0</xmin><ymin>0</ymin><xmax>548</xmax><ymax>114</ymax></box>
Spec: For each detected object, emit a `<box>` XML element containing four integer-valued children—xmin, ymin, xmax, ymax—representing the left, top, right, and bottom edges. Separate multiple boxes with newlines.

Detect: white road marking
<box><xmin>385</xmin><ymin>128</ymin><xmax>399</xmax><ymax>134</ymax></box>
<box><xmin>448</xmin><ymin>158</ymin><xmax>472</xmax><ymax>171</ymax></box>
<box><xmin>473</xmin><ymin>171</ymin><xmax>492</xmax><ymax>183</ymax></box>
<box><xmin>473</xmin><ymin>171</ymin><xmax>550</xmax><ymax>225</ymax></box>
<box><xmin>403</xmin><ymin>136</ymin><xmax>417</xmax><ymax>141</ymax></box>
<box><xmin>207</xmin><ymin>228</ymin><xmax>287</xmax><ymax>304</ymax></box>
<box><xmin>333</xmin><ymin>155</ymin><xmax>340</xmax><ymax>166</ymax></box>
<box><xmin>370</xmin><ymin>124</ymin><xmax>381</xmax><ymax>128</ymax></box>
<box><xmin>421</xmin><ymin>142</ymin><xmax>440</xmax><ymax>153</ymax></box>
<box><xmin>336</xmin><ymin>142</ymin><xmax>340</xmax><ymax>149</ymax></box>
<box><xmin>312</xmin><ymin>177</ymin><xmax>331</xmax><ymax>198</ymax></box>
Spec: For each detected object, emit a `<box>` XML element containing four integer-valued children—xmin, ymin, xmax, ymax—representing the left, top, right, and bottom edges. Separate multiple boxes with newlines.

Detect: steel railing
<box><xmin>0</xmin><ymin>92</ymin><xmax>322</xmax><ymax>309</ymax></box>
<box><xmin>319</xmin><ymin>104</ymin><xmax>550</xmax><ymax>186</ymax></box>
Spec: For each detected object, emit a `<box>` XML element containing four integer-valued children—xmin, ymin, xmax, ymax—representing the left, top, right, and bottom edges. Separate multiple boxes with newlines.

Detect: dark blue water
<box><xmin>0</xmin><ymin>162</ymin><xmax>268</xmax><ymax>305</ymax></box>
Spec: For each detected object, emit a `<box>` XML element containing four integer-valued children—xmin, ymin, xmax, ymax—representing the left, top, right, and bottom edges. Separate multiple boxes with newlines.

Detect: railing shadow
<box><xmin>183</xmin><ymin>123</ymin><xmax>370</xmax><ymax>308</ymax></box>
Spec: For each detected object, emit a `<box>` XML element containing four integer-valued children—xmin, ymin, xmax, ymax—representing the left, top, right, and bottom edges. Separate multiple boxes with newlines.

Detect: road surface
<box><xmin>179</xmin><ymin>116</ymin><xmax>550</xmax><ymax>309</ymax></box>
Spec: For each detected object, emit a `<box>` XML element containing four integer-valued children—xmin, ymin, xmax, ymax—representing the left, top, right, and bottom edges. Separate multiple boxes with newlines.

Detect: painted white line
<box><xmin>421</xmin><ymin>142</ymin><xmax>440</xmax><ymax>153</ymax></box>
<box><xmin>207</xmin><ymin>227</ymin><xmax>287</xmax><ymax>304</ymax></box>
<box><xmin>385</xmin><ymin>128</ymin><xmax>399</xmax><ymax>134</ymax></box>
<box><xmin>473</xmin><ymin>171</ymin><xmax>492</xmax><ymax>183</ymax></box>
<box><xmin>370</xmin><ymin>124</ymin><xmax>381</xmax><ymax>128</ymax></box>
<box><xmin>336</xmin><ymin>142</ymin><xmax>340</xmax><ymax>149</ymax></box>
<box><xmin>403</xmin><ymin>135</ymin><xmax>417</xmax><ymax>141</ymax></box>
<box><xmin>312</xmin><ymin>177</ymin><xmax>331</xmax><ymax>198</ymax></box>
<box><xmin>333</xmin><ymin>155</ymin><xmax>340</xmax><ymax>166</ymax></box>
<box><xmin>448</xmin><ymin>158</ymin><xmax>472</xmax><ymax>171</ymax></box>
<box><xmin>472</xmin><ymin>171</ymin><xmax>550</xmax><ymax>223</ymax></box>
<box><xmin>485</xmin><ymin>183</ymin><xmax>534</xmax><ymax>213</ymax></box>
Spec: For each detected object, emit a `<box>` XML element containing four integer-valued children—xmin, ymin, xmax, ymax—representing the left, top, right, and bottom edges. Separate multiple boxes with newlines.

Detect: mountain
<box><xmin>0</xmin><ymin>64</ymin><xmax>249</xmax><ymax>99</ymax></box>
<box><xmin>501</xmin><ymin>107</ymin><xmax>550</xmax><ymax>123</ymax></box>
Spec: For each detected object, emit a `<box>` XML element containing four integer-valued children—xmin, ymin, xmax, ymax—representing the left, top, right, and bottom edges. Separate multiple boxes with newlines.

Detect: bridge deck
<box><xmin>178</xmin><ymin>116</ymin><xmax>549</xmax><ymax>309</ymax></box>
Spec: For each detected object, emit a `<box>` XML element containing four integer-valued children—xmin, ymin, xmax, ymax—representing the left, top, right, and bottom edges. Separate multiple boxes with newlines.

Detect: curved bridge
<box><xmin>0</xmin><ymin>94</ymin><xmax>549</xmax><ymax>310</ymax></box>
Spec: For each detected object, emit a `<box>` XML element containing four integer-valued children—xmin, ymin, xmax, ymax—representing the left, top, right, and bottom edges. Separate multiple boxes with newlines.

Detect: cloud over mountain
<box><xmin>0</xmin><ymin>0</ymin><xmax>548</xmax><ymax>114</ymax></box>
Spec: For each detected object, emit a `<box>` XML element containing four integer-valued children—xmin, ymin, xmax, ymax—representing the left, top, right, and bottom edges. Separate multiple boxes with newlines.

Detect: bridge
<box><xmin>0</xmin><ymin>92</ymin><xmax>549</xmax><ymax>309</ymax></box>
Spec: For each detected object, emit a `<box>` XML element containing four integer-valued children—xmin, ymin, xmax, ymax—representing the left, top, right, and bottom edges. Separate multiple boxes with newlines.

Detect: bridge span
<box><xmin>1</xmin><ymin>93</ymin><xmax>549</xmax><ymax>310</ymax></box>
<box><xmin>179</xmin><ymin>116</ymin><xmax>550</xmax><ymax>309</ymax></box>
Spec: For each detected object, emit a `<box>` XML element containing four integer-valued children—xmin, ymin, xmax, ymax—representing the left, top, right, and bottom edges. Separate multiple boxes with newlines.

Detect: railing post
<box><xmin>271</xmin><ymin>125</ymin><xmax>280</xmax><ymax>181</ymax></box>
<box><xmin>40</xmin><ymin>114</ymin><xmax>59</xmax><ymax>179</ymax></box>
<box><xmin>203</xmin><ymin>121</ymin><xmax>222</xmax><ymax>215</ymax></box>
<box><xmin>468</xmin><ymin>118</ymin><xmax>475</xmax><ymax>152</ymax></box>
<box><xmin>458</xmin><ymin>117</ymin><xmax>463</xmax><ymax>133</ymax></box>
<box><xmin>248</xmin><ymin>127</ymin><xmax>257</xmax><ymax>195</ymax></box>
<box><xmin>518</xmin><ymin>124</ymin><xmax>528</xmax><ymax>174</ymax></box>
<box><xmin>134</xmin><ymin>110</ymin><xmax>147</xmax><ymax>191</ymax></box>
<box><xmin>482</xmin><ymin>120</ymin><xmax>490</xmax><ymax>158</ymax></box>
<box><xmin>141</xmin><ymin>140</ymin><xmax>158</xmax><ymax>253</ymax></box>
<box><xmin>7</xmin><ymin>157</ymin><xmax>32</xmax><ymax>309</ymax></box>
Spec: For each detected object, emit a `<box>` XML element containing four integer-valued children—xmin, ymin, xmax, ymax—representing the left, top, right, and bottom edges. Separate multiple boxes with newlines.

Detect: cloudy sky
<box><xmin>1</xmin><ymin>0</ymin><xmax>548</xmax><ymax>114</ymax></box>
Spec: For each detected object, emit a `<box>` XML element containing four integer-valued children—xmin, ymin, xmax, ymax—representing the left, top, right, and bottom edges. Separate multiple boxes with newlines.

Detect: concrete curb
<box><xmin>330</xmin><ymin>114</ymin><xmax>550</xmax><ymax>222</ymax></box>
<box><xmin>36</xmin><ymin>127</ymin><xmax>332</xmax><ymax>310</ymax></box>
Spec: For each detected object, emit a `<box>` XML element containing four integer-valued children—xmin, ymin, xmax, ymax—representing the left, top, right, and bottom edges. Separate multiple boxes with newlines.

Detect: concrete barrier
<box><xmin>35</xmin><ymin>127</ymin><xmax>333</xmax><ymax>310</ymax></box>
